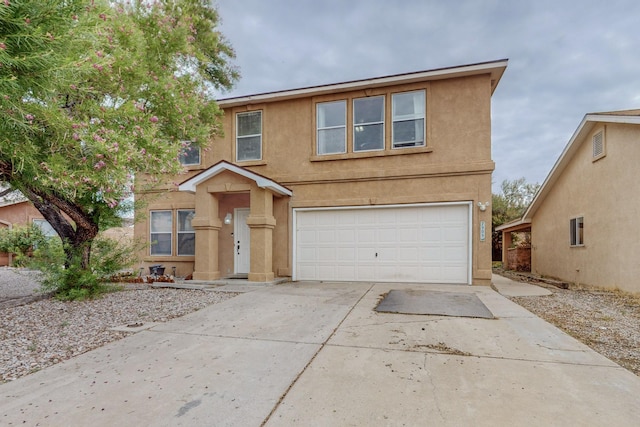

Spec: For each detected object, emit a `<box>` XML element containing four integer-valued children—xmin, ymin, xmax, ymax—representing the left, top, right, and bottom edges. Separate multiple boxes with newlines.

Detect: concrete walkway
<box><xmin>1</xmin><ymin>280</ymin><xmax>639</xmax><ymax>426</ymax></box>
<box><xmin>491</xmin><ymin>273</ymin><xmax>553</xmax><ymax>296</ymax></box>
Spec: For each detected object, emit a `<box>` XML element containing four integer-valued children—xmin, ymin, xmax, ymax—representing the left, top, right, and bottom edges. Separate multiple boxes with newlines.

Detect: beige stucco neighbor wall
<box><xmin>531</xmin><ymin>123</ymin><xmax>640</xmax><ymax>293</ymax></box>
<box><xmin>135</xmin><ymin>72</ymin><xmax>497</xmax><ymax>284</ymax></box>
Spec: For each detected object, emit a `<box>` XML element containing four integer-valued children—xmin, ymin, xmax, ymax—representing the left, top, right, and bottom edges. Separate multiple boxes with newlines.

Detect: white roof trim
<box><xmin>178</xmin><ymin>161</ymin><xmax>293</xmax><ymax>196</ymax></box>
<box><xmin>218</xmin><ymin>59</ymin><xmax>508</xmax><ymax>108</ymax></box>
<box><xmin>523</xmin><ymin>112</ymin><xmax>640</xmax><ymax>220</ymax></box>
<box><xmin>495</xmin><ymin>218</ymin><xmax>531</xmax><ymax>232</ymax></box>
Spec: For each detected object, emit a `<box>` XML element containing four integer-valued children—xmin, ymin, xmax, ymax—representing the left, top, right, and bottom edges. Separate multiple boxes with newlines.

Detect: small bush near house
<box><xmin>0</xmin><ymin>225</ymin><xmax>48</xmax><ymax>266</ymax></box>
<box><xmin>0</xmin><ymin>225</ymin><xmax>142</xmax><ymax>300</ymax></box>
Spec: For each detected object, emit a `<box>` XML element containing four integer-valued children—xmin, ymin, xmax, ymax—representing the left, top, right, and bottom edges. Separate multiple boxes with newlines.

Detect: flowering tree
<box><xmin>0</xmin><ymin>0</ymin><xmax>237</xmax><ymax>286</ymax></box>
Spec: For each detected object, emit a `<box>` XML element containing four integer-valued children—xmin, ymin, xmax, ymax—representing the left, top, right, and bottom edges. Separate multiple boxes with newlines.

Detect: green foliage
<box><xmin>492</xmin><ymin>177</ymin><xmax>540</xmax><ymax>230</ymax></box>
<box><xmin>18</xmin><ymin>232</ymin><xmax>141</xmax><ymax>300</ymax></box>
<box><xmin>491</xmin><ymin>177</ymin><xmax>540</xmax><ymax>260</ymax></box>
<box><xmin>0</xmin><ymin>0</ymin><xmax>237</xmax><ymax>293</ymax></box>
<box><xmin>0</xmin><ymin>225</ymin><xmax>47</xmax><ymax>266</ymax></box>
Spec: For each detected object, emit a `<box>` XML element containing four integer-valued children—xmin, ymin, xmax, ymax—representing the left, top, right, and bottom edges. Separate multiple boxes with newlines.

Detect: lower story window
<box><xmin>150</xmin><ymin>210</ymin><xmax>172</xmax><ymax>255</ymax></box>
<box><xmin>32</xmin><ymin>219</ymin><xmax>58</xmax><ymax>238</ymax></box>
<box><xmin>570</xmin><ymin>217</ymin><xmax>584</xmax><ymax>246</ymax></box>
<box><xmin>177</xmin><ymin>210</ymin><xmax>195</xmax><ymax>256</ymax></box>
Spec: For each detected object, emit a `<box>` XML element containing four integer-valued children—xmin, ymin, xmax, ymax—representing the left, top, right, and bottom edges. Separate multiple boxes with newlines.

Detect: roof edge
<box><xmin>523</xmin><ymin>110</ymin><xmax>640</xmax><ymax>220</ymax></box>
<box><xmin>178</xmin><ymin>161</ymin><xmax>293</xmax><ymax>197</ymax></box>
<box><xmin>218</xmin><ymin>59</ymin><xmax>508</xmax><ymax>108</ymax></box>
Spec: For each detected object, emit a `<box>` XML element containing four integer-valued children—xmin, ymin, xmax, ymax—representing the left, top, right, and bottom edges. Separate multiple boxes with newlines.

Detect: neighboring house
<box><xmin>134</xmin><ymin>59</ymin><xmax>508</xmax><ymax>285</ymax></box>
<box><xmin>0</xmin><ymin>198</ymin><xmax>55</xmax><ymax>266</ymax></box>
<box><xmin>498</xmin><ymin>110</ymin><xmax>640</xmax><ymax>293</ymax></box>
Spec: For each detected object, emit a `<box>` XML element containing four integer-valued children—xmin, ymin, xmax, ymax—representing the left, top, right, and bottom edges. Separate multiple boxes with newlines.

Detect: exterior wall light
<box><xmin>477</xmin><ymin>202</ymin><xmax>490</xmax><ymax>212</ymax></box>
<box><xmin>224</xmin><ymin>212</ymin><xmax>233</xmax><ymax>225</ymax></box>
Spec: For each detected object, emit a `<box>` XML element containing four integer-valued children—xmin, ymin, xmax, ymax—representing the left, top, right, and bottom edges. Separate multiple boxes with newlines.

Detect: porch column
<box><xmin>246</xmin><ymin>186</ymin><xmax>276</xmax><ymax>282</ymax></box>
<box><xmin>502</xmin><ymin>230</ymin><xmax>512</xmax><ymax>268</ymax></box>
<box><xmin>191</xmin><ymin>192</ymin><xmax>222</xmax><ymax>280</ymax></box>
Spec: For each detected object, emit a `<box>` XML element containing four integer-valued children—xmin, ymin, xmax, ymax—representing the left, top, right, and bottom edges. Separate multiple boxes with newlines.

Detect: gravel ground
<box><xmin>3</xmin><ymin>267</ymin><xmax>639</xmax><ymax>383</ymax></box>
<box><xmin>500</xmin><ymin>273</ymin><xmax>640</xmax><ymax>377</ymax></box>
<box><xmin>0</xmin><ymin>269</ymin><xmax>238</xmax><ymax>383</ymax></box>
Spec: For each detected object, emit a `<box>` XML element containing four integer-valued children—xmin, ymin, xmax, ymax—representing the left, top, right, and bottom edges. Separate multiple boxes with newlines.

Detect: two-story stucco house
<box><xmin>134</xmin><ymin>59</ymin><xmax>508</xmax><ymax>285</ymax></box>
<box><xmin>498</xmin><ymin>110</ymin><xmax>640</xmax><ymax>293</ymax></box>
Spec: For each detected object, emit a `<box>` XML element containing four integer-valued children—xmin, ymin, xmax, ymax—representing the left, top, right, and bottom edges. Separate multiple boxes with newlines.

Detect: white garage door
<box><xmin>294</xmin><ymin>203</ymin><xmax>471</xmax><ymax>284</ymax></box>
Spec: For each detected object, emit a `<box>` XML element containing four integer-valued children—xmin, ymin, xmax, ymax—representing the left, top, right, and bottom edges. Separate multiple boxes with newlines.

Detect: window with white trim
<box><xmin>150</xmin><ymin>210</ymin><xmax>172</xmax><ymax>255</ymax></box>
<box><xmin>570</xmin><ymin>217</ymin><xmax>584</xmax><ymax>246</ymax></box>
<box><xmin>32</xmin><ymin>219</ymin><xmax>58</xmax><ymax>238</ymax></box>
<box><xmin>592</xmin><ymin>130</ymin><xmax>605</xmax><ymax>160</ymax></box>
<box><xmin>236</xmin><ymin>111</ymin><xmax>262</xmax><ymax>161</ymax></box>
<box><xmin>177</xmin><ymin>210</ymin><xmax>195</xmax><ymax>256</ymax></box>
<box><xmin>392</xmin><ymin>90</ymin><xmax>425</xmax><ymax>148</ymax></box>
<box><xmin>317</xmin><ymin>100</ymin><xmax>346</xmax><ymax>155</ymax></box>
<box><xmin>179</xmin><ymin>143</ymin><xmax>200</xmax><ymax>166</ymax></box>
<box><xmin>354</xmin><ymin>96</ymin><xmax>384</xmax><ymax>152</ymax></box>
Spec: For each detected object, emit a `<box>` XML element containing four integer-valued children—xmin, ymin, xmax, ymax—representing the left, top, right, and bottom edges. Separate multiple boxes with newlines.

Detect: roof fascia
<box><xmin>523</xmin><ymin>113</ymin><xmax>640</xmax><ymax>220</ymax></box>
<box><xmin>178</xmin><ymin>161</ymin><xmax>292</xmax><ymax>196</ymax></box>
<box><xmin>218</xmin><ymin>59</ymin><xmax>508</xmax><ymax>108</ymax></box>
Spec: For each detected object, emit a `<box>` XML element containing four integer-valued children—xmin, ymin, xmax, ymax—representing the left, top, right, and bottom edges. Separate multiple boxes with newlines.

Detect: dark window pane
<box><xmin>393</xmin><ymin>119</ymin><xmax>424</xmax><ymax>147</ymax></box>
<box><xmin>237</xmin><ymin>135</ymin><xmax>262</xmax><ymax>161</ymax></box>
<box><xmin>177</xmin><ymin>233</ymin><xmax>195</xmax><ymax>256</ymax></box>
<box><xmin>237</xmin><ymin>111</ymin><xmax>262</xmax><ymax>136</ymax></box>
<box><xmin>317</xmin><ymin>101</ymin><xmax>346</xmax><ymax>128</ymax></box>
<box><xmin>354</xmin><ymin>96</ymin><xmax>384</xmax><ymax>124</ymax></box>
<box><xmin>150</xmin><ymin>233</ymin><xmax>171</xmax><ymax>255</ymax></box>
<box><xmin>178</xmin><ymin>210</ymin><xmax>195</xmax><ymax>232</ymax></box>
<box><xmin>179</xmin><ymin>146</ymin><xmax>200</xmax><ymax>166</ymax></box>
<box><xmin>354</xmin><ymin>123</ymin><xmax>384</xmax><ymax>151</ymax></box>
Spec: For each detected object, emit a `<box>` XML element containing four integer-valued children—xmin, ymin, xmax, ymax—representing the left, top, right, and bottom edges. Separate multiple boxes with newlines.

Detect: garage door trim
<box><xmin>292</xmin><ymin>202</ymin><xmax>473</xmax><ymax>284</ymax></box>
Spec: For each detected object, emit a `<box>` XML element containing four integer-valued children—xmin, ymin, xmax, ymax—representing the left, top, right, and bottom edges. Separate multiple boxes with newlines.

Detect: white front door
<box><xmin>234</xmin><ymin>208</ymin><xmax>251</xmax><ymax>274</ymax></box>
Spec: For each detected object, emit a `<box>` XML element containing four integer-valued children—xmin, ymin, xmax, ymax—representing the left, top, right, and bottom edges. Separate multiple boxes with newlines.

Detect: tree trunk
<box><xmin>23</xmin><ymin>187</ymin><xmax>99</xmax><ymax>270</ymax></box>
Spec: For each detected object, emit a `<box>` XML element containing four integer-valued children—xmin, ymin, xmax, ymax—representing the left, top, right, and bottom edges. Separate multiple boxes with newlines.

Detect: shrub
<box><xmin>0</xmin><ymin>225</ymin><xmax>48</xmax><ymax>266</ymax></box>
<box><xmin>1</xmin><ymin>225</ymin><xmax>142</xmax><ymax>300</ymax></box>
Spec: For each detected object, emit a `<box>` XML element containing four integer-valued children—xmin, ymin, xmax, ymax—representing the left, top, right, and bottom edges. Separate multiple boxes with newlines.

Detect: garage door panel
<box><xmin>295</xmin><ymin>204</ymin><xmax>469</xmax><ymax>283</ymax></box>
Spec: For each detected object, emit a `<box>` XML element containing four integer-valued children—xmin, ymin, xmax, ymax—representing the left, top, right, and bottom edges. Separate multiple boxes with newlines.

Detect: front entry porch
<box><xmin>178</xmin><ymin>161</ymin><xmax>292</xmax><ymax>282</ymax></box>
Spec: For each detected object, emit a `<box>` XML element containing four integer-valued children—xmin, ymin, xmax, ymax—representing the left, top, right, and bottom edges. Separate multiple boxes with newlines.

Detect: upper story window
<box><xmin>236</xmin><ymin>111</ymin><xmax>262</xmax><ymax>161</ymax></box>
<box><xmin>179</xmin><ymin>142</ymin><xmax>200</xmax><ymax>166</ymax></box>
<box><xmin>317</xmin><ymin>100</ymin><xmax>346</xmax><ymax>155</ymax></box>
<box><xmin>392</xmin><ymin>90</ymin><xmax>425</xmax><ymax>148</ymax></box>
<box><xmin>570</xmin><ymin>216</ymin><xmax>584</xmax><ymax>246</ymax></box>
<box><xmin>354</xmin><ymin>96</ymin><xmax>384</xmax><ymax>152</ymax></box>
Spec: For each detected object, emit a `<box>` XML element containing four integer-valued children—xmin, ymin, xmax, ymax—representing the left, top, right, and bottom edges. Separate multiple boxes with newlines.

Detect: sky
<box><xmin>212</xmin><ymin>0</ymin><xmax>640</xmax><ymax>193</ymax></box>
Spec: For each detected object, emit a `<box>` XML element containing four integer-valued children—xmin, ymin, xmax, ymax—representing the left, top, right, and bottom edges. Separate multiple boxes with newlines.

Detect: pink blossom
<box><xmin>0</xmin><ymin>43</ymin><xmax>5</xmax><ymax>50</ymax></box>
<box><xmin>72</xmin><ymin>133</ymin><xmax>80</xmax><ymax>140</ymax></box>
<box><xmin>25</xmin><ymin>114</ymin><xmax>34</xmax><ymax>121</ymax></box>
<box><xmin>94</xmin><ymin>160</ymin><xmax>106</xmax><ymax>170</ymax></box>
<box><xmin>149</xmin><ymin>116</ymin><xmax>158</xmax><ymax>123</ymax></box>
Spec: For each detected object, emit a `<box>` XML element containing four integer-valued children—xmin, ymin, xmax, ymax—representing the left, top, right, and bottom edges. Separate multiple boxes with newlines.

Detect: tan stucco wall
<box><xmin>135</xmin><ymin>73</ymin><xmax>496</xmax><ymax>284</ymax></box>
<box><xmin>531</xmin><ymin>123</ymin><xmax>640</xmax><ymax>293</ymax></box>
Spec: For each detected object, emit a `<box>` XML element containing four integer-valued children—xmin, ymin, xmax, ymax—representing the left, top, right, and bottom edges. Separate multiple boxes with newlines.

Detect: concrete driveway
<box><xmin>1</xmin><ymin>279</ymin><xmax>639</xmax><ymax>426</ymax></box>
